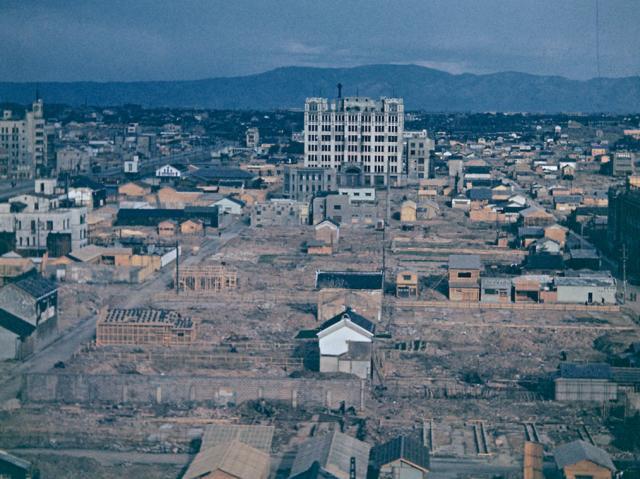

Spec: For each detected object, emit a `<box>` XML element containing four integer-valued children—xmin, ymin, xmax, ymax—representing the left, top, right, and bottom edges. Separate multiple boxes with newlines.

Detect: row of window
<box><xmin>307</xmin><ymin>134</ymin><xmax>399</xmax><ymax>143</ymax></box>
<box><xmin>307</xmin><ymin>114</ymin><xmax>399</xmax><ymax>123</ymax></box>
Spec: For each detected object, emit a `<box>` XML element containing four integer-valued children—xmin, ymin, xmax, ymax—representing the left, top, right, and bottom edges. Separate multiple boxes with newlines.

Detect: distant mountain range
<box><xmin>1</xmin><ymin>64</ymin><xmax>639</xmax><ymax>112</ymax></box>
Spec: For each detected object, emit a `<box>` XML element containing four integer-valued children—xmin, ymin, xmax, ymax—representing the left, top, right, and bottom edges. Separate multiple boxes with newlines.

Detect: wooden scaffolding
<box><xmin>177</xmin><ymin>264</ymin><xmax>238</xmax><ymax>294</ymax></box>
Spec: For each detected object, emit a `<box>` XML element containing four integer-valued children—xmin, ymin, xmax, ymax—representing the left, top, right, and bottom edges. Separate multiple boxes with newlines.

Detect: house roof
<box><xmin>554</xmin><ymin>440</ymin><xmax>615</xmax><ymax>472</ymax></box>
<box><xmin>370</xmin><ymin>435</ymin><xmax>430</xmax><ymax>472</ymax></box>
<box><xmin>318</xmin><ymin>308</ymin><xmax>375</xmax><ymax>335</ymax></box>
<box><xmin>559</xmin><ymin>362</ymin><xmax>612</xmax><ymax>380</ymax></box>
<box><xmin>524</xmin><ymin>253</ymin><xmax>565</xmax><ymax>271</ymax></box>
<box><xmin>315</xmin><ymin>218</ymin><xmax>339</xmax><ymax>229</ymax></box>
<box><xmin>467</xmin><ymin>188</ymin><xmax>493</xmax><ymax>201</ymax></box>
<box><xmin>518</xmin><ymin>227</ymin><xmax>544</xmax><ymax>238</ymax></box>
<box><xmin>13</xmin><ymin>276</ymin><xmax>57</xmax><ymax>299</ymax></box>
<box><xmin>555</xmin><ymin>274</ymin><xmax>614</xmax><ymax>288</ymax></box>
<box><xmin>289</xmin><ymin>431</ymin><xmax>371</xmax><ymax>479</ymax></box>
<box><xmin>182</xmin><ymin>440</ymin><xmax>270</xmax><ymax>479</ymax></box>
<box><xmin>569</xmin><ymin>249</ymin><xmax>600</xmax><ymax>260</ymax></box>
<box><xmin>202</xmin><ymin>424</ymin><xmax>274</xmax><ymax>452</ymax></box>
<box><xmin>216</xmin><ymin>196</ymin><xmax>246</xmax><ymax>207</ymax></box>
<box><xmin>315</xmin><ymin>271</ymin><xmax>383</xmax><ymax>290</ymax></box>
<box><xmin>448</xmin><ymin>254</ymin><xmax>481</xmax><ymax>270</ymax></box>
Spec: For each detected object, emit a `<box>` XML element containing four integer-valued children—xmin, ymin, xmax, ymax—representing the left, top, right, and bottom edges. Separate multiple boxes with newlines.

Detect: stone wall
<box><xmin>21</xmin><ymin>373</ymin><xmax>365</xmax><ymax>409</ymax></box>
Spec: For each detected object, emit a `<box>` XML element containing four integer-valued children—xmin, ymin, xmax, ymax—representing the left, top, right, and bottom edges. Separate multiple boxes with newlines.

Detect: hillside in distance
<box><xmin>1</xmin><ymin>64</ymin><xmax>639</xmax><ymax>112</ymax></box>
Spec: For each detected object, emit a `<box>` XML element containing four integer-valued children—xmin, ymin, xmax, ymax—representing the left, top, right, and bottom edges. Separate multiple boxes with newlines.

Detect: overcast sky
<box><xmin>2</xmin><ymin>0</ymin><xmax>639</xmax><ymax>82</ymax></box>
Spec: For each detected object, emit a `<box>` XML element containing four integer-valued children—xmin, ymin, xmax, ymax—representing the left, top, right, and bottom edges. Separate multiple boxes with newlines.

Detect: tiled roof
<box><xmin>318</xmin><ymin>308</ymin><xmax>375</xmax><ymax>335</ymax></box>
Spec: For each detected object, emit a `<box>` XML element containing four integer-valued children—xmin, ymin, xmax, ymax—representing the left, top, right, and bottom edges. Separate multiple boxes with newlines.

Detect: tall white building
<box><xmin>304</xmin><ymin>96</ymin><xmax>404</xmax><ymax>186</ymax></box>
<box><xmin>0</xmin><ymin>99</ymin><xmax>47</xmax><ymax>179</ymax></box>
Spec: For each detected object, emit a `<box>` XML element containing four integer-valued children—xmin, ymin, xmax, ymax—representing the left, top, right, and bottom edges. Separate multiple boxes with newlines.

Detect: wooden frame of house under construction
<box><xmin>96</xmin><ymin>308</ymin><xmax>195</xmax><ymax>346</ymax></box>
<box><xmin>177</xmin><ymin>265</ymin><xmax>238</xmax><ymax>294</ymax></box>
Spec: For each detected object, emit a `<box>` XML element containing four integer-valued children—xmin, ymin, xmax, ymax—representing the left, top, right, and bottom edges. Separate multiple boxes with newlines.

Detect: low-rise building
<box><xmin>555</xmin><ymin>363</ymin><xmax>617</xmax><ymax>402</ymax></box>
<box><xmin>251</xmin><ymin>199</ymin><xmax>309</xmax><ymax>227</ymax></box>
<box><xmin>553</xmin><ymin>440</ymin><xmax>615</xmax><ymax>479</ymax></box>
<box><xmin>317</xmin><ymin>308</ymin><xmax>375</xmax><ymax>379</ymax></box>
<box><xmin>554</xmin><ymin>273</ymin><xmax>616</xmax><ymax>304</ymax></box>
<box><xmin>400</xmin><ymin>200</ymin><xmax>417</xmax><ymax>223</ymax></box>
<box><xmin>0</xmin><ymin>276</ymin><xmax>58</xmax><ymax>359</ymax></box>
<box><xmin>448</xmin><ymin>254</ymin><xmax>481</xmax><ymax>301</ymax></box>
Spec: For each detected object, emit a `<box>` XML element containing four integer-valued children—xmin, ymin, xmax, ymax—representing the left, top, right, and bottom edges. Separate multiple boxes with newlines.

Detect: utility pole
<box><xmin>175</xmin><ymin>239</ymin><xmax>180</xmax><ymax>296</ymax></box>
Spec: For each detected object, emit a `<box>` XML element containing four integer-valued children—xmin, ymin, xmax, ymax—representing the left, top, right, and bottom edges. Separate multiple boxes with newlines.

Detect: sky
<box><xmin>1</xmin><ymin>0</ymin><xmax>639</xmax><ymax>82</ymax></box>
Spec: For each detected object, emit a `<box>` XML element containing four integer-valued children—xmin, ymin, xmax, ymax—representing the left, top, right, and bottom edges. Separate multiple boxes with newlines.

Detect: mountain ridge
<box><xmin>1</xmin><ymin>64</ymin><xmax>639</xmax><ymax>112</ymax></box>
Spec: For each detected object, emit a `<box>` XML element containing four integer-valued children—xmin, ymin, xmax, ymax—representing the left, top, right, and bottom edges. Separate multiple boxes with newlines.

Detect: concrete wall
<box><xmin>21</xmin><ymin>373</ymin><xmax>365</xmax><ymax>410</ymax></box>
<box><xmin>555</xmin><ymin>378</ymin><xmax>618</xmax><ymax>402</ymax></box>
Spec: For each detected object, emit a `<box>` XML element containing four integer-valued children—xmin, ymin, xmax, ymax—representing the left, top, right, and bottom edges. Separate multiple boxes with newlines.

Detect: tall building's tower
<box><xmin>303</xmin><ymin>95</ymin><xmax>404</xmax><ymax>186</ymax></box>
<box><xmin>0</xmin><ymin>99</ymin><xmax>47</xmax><ymax>179</ymax></box>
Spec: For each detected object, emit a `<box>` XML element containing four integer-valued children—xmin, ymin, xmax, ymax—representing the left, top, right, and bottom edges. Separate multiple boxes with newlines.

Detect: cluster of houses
<box><xmin>447</xmin><ymin>254</ymin><xmax>617</xmax><ymax>305</ymax></box>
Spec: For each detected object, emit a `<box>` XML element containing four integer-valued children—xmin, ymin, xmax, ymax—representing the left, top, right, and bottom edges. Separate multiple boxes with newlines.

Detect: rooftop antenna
<box><xmin>337</xmin><ymin>83</ymin><xmax>343</xmax><ymax>99</ymax></box>
<box><xmin>35</xmin><ymin>84</ymin><xmax>40</xmax><ymax>101</ymax></box>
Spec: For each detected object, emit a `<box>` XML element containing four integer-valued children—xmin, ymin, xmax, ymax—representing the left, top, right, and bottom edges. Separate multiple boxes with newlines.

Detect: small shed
<box><xmin>481</xmin><ymin>277</ymin><xmax>512</xmax><ymax>303</ymax></box>
<box><xmin>180</xmin><ymin>218</ymin><xmax>204</xmax><ymax>235</ymax></box>
<box><xmin>396</xmin><ymin>271</ymin><xmax>418</xmax><ymax>298</ymax></box>
<box><xmin>400</xmin><ymin>200</ymin><xmax>417</xmax><ymax>222</ymax></box>
<box><xmin>315</xmin><ymin>219</ymin><xmax>340</xmax><ymax>246</ymax></box>
<box><xmin>157</xmin><ymin>220</ymin><xmax>177</xmax><ymax>237</ymax></box>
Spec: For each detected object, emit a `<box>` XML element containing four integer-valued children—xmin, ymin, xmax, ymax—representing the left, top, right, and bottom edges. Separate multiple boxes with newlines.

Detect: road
<box><xmin>0</xmin><ymin>222</ymin><xmax>245</xmax><ymax>403</ymax></box>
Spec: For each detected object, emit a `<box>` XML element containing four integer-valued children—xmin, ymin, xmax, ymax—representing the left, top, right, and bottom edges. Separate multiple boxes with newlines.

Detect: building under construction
<box><xmin>177</xmin><ymin>264</ymin><xmax>238</xmax><ymax>294</ymax></box>
<box><xmin>96</xmin><ymin>308</ymin><xmax>195</xmax><ymax>346</ymax></box>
